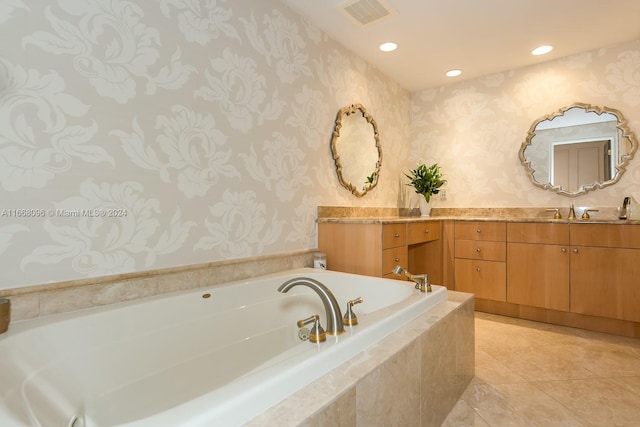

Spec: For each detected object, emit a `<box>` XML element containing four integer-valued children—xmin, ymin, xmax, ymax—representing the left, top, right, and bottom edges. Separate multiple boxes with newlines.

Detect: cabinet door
<box><xmin>454</xmin><ymin>259</ymin><xmax>506</xmax><ymax>301</ymax></box>
<box><xmin>570</xmin><ymin>246</ymin><xmax>640</xmax><ymax>322</ymax></box>
<box><xmin>507</xmin><ymin>243</ymin><xmax>569</xmax><ymax>311</ymax></box>
<box><xmin>318</xmin><ymin>223</ymin><xmax>383</xmax><ymax>276</ymax></box>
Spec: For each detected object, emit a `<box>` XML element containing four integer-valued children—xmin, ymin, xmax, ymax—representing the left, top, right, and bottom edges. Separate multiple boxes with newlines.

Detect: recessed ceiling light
<box><xmin>445</xmin><ymin>69</ymin><xmax>462</xmax><ymax>77</ymax></box>
<box><xmin>379</xmin><ymin>42</ymin><xmax>397</xmax><ymax>52</ymax></box>
<box><xmin>531</xmin><ymin>45</ymin><xmax>553</xmax><ymax>56</ymax></box>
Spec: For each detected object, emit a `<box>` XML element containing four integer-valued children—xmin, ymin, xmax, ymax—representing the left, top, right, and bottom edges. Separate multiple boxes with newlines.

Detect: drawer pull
<box><xmin>394</xmin><ymin>257</ymin><xmax>400</xmax><ymax>262</ymax></box>
<box><xmin>476</xmin><ymin>247</ymin><xmax>481</xmax><ymax>253</ymax></box>
<box><xmin>476</xmin><ymin>267</ymin><xmax>481</xmax><ymax>272</ymax></box>
<box><xmin>476</xmin><ymin>228</ymin><xmax>481</xmax><ymax>233</ymax></box>
<box><xmin>561</xmin><ymin>248</ymin><xmax>567</xmax><ymax>253</ymax></box>
<box><xmin>424</xmin><ymin>229</ymin><xmax>429</xmax><ymax>234</ymax></box>
<box><xmin>573</xmin><ymin>248</ymin><xmax>579</xmax><ymax>254</ymax></box>
<box><xmin>394</xmin><ymin>233</ymin><xmax>400</xmax><ymax>238</ymax></box>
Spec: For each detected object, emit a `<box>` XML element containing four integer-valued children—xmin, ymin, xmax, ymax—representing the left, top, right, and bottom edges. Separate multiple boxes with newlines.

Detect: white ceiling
<box><xmin>278</xmin><ymin>0</ymin><xmax>640</xmax><ymax>91</ymax></box>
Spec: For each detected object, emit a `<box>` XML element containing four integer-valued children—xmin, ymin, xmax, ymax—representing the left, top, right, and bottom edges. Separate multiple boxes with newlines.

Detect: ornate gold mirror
<box><xmin>330</xmin><ymin>104</ymin><xmax>382</xmax><ymax>198</ymax></box>
<box><xmin>519</xmin><ymin>103</ymin><xmax>638</xmax><ymax>196</ymax></box>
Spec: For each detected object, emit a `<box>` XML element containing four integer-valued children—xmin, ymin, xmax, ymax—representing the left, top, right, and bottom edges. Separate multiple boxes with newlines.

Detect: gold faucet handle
<box><xmin>412</xmin><ymin>274</ymin><xmax>431</xmax><ymax>293</ymax></box>
<box><xmin>581</xmin><ymin>209</ymin><xmax>599</xmax><ymax>219</ymax></box>
<box><xmin>343</xmin><ymin>297</ymin><xmax>364</xmax><ymax>326</ymax></box>
<box><xmin>297</xmin><ymin>314</ymin><xmax>326</xmax><ymax>342</ymax></box>
<box><xmin>546</xmin><ymin>208</ymin><xmax>561</xmax><ymax>219</ymax></box>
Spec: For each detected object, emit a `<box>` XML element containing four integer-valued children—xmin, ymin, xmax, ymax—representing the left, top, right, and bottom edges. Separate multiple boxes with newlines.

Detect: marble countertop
<box><xmin>317</xmin><ymin>206</ymin><xmax>640</xmax><ymax>225</ymax></box>
<box><xmin>317</xmin><ymin>216</ymin><xmax>640</xmax><ymax>225</ymax></box>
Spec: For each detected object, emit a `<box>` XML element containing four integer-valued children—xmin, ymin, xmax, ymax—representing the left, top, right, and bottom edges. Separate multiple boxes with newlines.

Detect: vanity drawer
<box><xmin>455</xmin><ymin>221</ymin><xmax>506</xmax><ymax>241</ymax></box>
<box><xmin>407</xmin><ymin>221</ymin><xmax>440</xmax><ymax>244</ymax></box>
<box><xmin>382</xmin><ymin>246</ymin><xmax>408</xmax><ymax>276</ymax></box>
<box><xmin>570</xmin><ymin>223</ymin><xmax>640</xmax><ymax>248</ymax></box>
<box><xmin>455</xmin><ymin>240</ymin><xmax>506</xmax><ymax>261</ymax></box>
<box><xmin>507</xmin><ymin>222</ymin><xmax>569</xmax><ymax>245</ymax></box>
<box><xmin>383</xmin><ymin>223</ymin><xmax>406</xmax><ymax>249</ymax></box>
<box><xmin>454</xmin><ymin>259</ymin><xmax>506</xmax><ymax>301</ymax></box>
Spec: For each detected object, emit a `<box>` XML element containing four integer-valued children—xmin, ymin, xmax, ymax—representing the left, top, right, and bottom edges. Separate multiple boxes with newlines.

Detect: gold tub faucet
<box><xmin>278</xmin><ymin>277</ymin><xmax>345</xmax><ymax>336</ymax></box>
<box><xmin>392</xmin><ymin>265</ymin><xmax>431</xmax><ymax>293</ymax></box>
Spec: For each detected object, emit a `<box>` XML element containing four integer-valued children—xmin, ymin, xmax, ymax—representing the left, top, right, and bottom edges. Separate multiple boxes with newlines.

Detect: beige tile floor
<box><xmin>442</xmin><ymin>312</ymin><xmax>640</xmax><ymax>427</ymax></box>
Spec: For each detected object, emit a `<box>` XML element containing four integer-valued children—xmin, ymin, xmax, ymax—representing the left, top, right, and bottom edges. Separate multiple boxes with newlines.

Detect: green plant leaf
<box><xmin>404</xmin><ymin>163</ymin><xmax>446</xmax><ymax>202</ymax></box>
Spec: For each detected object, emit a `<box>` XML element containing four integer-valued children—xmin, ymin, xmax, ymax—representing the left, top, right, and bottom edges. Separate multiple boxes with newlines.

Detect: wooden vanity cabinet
<box><xmin>454</xmin><ymin>221</ymin><xmax>506</xmax><ymax>301</ymax></box>
<box><xmin>570</xmin><ymin>224</ymin><xmax>640</xmax><ymax>322</ymax></box>
<box><xmin>506</xmin><ymin>223</ymin><xmax>570</xmax><ymax>311</ymax></box>
<box><xmin>318</xmin><ymin>220</ymin><xmax>440</xmax><ymax>279</ymax></box>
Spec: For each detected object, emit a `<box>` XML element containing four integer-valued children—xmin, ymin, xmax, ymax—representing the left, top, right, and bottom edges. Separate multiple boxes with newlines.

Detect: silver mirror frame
<box><xmin>330</xmin><ymin>103</ymin><xmax>382</xmax><ymax>198</ymax></box>
<box><xmin>519</xmin><ymin>102</ymin><xmax>638</xmax><ymax>196</ymax></box>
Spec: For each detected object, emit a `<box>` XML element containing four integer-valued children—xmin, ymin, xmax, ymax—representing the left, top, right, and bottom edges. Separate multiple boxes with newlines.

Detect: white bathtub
<box><xmin>0</xmin><ymin>268</ymin><xmax>447</xmax><ymax>427</ymax></box>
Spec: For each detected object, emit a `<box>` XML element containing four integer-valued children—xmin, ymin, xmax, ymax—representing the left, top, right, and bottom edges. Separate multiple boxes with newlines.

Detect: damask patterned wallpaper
<box><xmin>0</xmin><ymin>0</ymin><xmax>411</xmax><ymax>290</ymax></box>
<box><xmin>2</xmin><ymin>1</ymin><xmax>639</xmax><ymax>291</ymax></box>
<box><xmin>411</xmin><ymin>39</ymin><xmax>640</xmax><ymax>209</ymax></box>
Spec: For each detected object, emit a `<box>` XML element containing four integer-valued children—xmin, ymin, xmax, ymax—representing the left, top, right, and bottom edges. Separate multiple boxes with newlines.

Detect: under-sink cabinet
<box><xmin>453</xmin><ymin>221</ymin><xmax>506</xmax><ymax>301</ymax></box>
<box><xmin>318</xmin><ymin>220</ymin><xmax>441</xmax><ymax>280</ymax></box>
<box><xmin>506</xmin><ymin>222</ymin><xmax>570</xmax><ymax>311</ymax></box>
<box><xmin>570</xmin><ymin>224</ymin><xmax>640</xmax><ymax>323</ymax></box>
<box><xmin>454</xmin><ymin>220</ymin><xmax>640</xmax><ymax>337</ymax></box>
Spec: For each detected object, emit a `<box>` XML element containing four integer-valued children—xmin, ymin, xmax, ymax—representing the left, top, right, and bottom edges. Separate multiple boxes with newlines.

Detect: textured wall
<box><xmin>3</xmin><ymin>1</ymin><xmax>639</xmax><ymax>291</ymax></box>
<box><xmin>411</xmin><ymin>39</ymin><xmax>640</xmax><ymax>209</ymax></box>
<box><xmin>0</xmin><ymin>0</ymin><xmax>411</xmax><ymax>289</ymax></box>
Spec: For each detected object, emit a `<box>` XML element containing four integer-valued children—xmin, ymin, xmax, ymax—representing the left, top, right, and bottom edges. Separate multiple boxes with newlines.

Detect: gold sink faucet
<box><xmin>546</xmin><ymin>208</ymin><xmax>561</xmax><ymax>219</ymax></box>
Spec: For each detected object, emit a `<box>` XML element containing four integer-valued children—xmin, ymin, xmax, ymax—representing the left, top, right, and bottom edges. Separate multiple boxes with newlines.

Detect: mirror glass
<box><xmin>519</xmin><ymin>103</ymin><xmax>638</xmax><ymax>196</ymax></box>
<box><xmin>331</xmin><ymin>104</ymin><xmax>382</xmax><ymax>197</ymax></box>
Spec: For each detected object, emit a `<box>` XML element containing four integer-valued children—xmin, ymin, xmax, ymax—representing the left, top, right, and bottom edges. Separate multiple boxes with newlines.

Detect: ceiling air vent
<box><xmin>340</xmin><ymin>0</ymin><xmax>397</xmax><ymax>26</ymax></box>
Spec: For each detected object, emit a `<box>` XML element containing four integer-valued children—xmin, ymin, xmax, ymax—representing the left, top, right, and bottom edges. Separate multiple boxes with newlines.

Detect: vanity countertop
<box><xmin>317</xmin><ymin>216</ymin><xmax>438</xmax><ymax>224</ymax></box>
<box><xmin>317</xmin><ymin>216</ymin><xmax>640</xmax><ymax>225</ymax></box>
<box><xmin>435</xmin><ymin>216</ymin><xmax>640</xmax><ymax>225</ymax></box>
<box><xmin>317</xmin><ymin>206</ymin><xmax>640</xmax><ymax>225</ymax></box>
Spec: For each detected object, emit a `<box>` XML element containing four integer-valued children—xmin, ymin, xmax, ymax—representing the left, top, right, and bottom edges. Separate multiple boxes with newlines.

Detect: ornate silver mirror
<box><xmin>330</xmin><ymin>104</ymin><xmax>382</xmax><ymax>198</ymax></box>
<box><xmin>519</xmin><ymin>103</ymin><xmax>638</xmax><ymax>196</ymax></box>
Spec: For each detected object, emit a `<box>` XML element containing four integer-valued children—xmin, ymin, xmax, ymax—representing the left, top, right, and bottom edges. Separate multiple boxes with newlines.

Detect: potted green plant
<box><xmin>405</xmin><ymin>163</ymin><xmax>446</xmax><ymax>216</ymax></box>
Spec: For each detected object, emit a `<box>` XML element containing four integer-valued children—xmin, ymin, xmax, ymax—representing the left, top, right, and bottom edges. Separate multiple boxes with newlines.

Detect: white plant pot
<box><xmin>419</xmin><ymin>197</ymin><xmax>430</xmax><ymax>217</ymax></box>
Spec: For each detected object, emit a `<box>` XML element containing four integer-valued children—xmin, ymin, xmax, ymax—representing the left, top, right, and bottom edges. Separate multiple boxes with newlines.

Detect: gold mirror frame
<box><xmin>518</xmin><ymin>102</ymin><xmax>638</xmax><ymax>196</ymax></box>
<box><xmin>330</xmin><ymin>103</ymin><xmax>382</xmax><ymax>198</ymax></box>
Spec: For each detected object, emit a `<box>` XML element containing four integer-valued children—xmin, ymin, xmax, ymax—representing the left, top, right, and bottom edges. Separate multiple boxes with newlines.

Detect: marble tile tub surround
<box><xmin>2</xmin><ymin>250</ymin><xmax>315</xmax><ymax>322</ymax></box>
<box><xmin>246</xmin><ymin>292</ymin><xmax>475</xmax><ymax>427</ymax></box>
<box><xmin>318</xmin><ymin>205</ymin><xmax>627</xmax><ymax>222</ymax></box>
